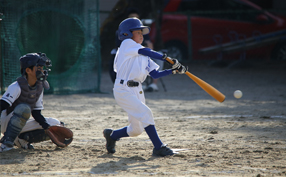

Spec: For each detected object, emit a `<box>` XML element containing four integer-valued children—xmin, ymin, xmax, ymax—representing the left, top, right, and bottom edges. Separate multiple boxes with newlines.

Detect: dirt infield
<box><xmin>0</xmin><ymin>61</ymin><xmax>286</xmax><ymax>177</ymax></box>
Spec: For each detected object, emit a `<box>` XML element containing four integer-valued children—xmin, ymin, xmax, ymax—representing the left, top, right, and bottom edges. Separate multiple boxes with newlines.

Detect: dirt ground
<box><xmin>0</xmin><ymin>60</ymin><xmax>286</xmax><ymax>177</ymax></box>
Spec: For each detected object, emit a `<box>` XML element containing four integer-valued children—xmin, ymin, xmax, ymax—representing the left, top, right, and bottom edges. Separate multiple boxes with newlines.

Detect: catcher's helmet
<box><xmin>20</xmin><ymin>53</ymin><xmax>52</xmax><ymax>81</ymax></box>
<box><xmin>118</xmin><ymin>17</ymin><xmax>150</xmax><ymax>41</ymax></box>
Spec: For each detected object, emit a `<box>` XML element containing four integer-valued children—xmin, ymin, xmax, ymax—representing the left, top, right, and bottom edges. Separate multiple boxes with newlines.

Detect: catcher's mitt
<box><xmin>45</xmin><ymin>126</ymin><xmax>73</xmax><ymax>147</ymax></box>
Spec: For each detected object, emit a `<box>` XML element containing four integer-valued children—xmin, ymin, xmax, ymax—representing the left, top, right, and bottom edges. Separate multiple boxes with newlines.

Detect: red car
<box><xmin>149</xmin><ymin>0</ymin><xmax>286</xmax><ymax>62</ymax></box>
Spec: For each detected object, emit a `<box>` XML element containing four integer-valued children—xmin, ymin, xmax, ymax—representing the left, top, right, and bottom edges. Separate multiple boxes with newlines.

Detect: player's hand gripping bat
<box><xmin>166</xmin><ymin>57</ymin><xmax>225</xmax><ymax>103</ymax></box>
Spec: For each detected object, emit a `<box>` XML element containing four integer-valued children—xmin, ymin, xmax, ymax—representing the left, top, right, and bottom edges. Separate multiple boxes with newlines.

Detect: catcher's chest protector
<box><xmin>6</xmin><ymin>77</ymin><xmax>45</xmax><ymax>115</ymax></box>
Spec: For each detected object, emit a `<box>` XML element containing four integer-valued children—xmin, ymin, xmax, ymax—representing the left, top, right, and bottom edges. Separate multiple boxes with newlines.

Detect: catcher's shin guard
<box><xmin>19</xmin><ymin>129</ymin><xmax>50</xmax><ymax>143</ymax></box>
<box><xmin>1</xmin><ymin>104</ymin><xmax>31</xmax><ymax>147</ymax></box>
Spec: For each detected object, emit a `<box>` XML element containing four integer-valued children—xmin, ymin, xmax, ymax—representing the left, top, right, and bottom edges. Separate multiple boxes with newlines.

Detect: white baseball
<box><xmin>234</xmin><ymin>90</ymin><xmax>243</xmax><ymax>99</ymax></box>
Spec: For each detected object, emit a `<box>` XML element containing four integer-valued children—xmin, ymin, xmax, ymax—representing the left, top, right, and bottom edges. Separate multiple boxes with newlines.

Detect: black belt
<box><xmin>120</xmin><ymin>80</ymin><xmax>139</xmax><ymax>87</ymax></box>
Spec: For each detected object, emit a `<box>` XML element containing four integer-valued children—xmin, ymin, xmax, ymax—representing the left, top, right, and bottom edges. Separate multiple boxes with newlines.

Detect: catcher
<box><xmin>0</xmin><ymin>53</ymin><xmax>73</xmax><ymax>152</ymax></box>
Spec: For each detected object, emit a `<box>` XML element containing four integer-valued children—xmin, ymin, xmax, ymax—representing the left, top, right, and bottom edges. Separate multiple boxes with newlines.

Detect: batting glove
<box><xmin>172</xmin><ymin>65</ymin><xmax>187</xmax><ymax>74</ymax></box>
<box><xmin>171</xmin><ymin>59</ymin><xmax>181</xmax><ymax>69</ymax></box>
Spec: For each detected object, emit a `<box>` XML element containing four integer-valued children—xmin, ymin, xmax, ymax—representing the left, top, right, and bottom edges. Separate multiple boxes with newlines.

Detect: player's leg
<box><xmin>144</xmin><ymin>124</ymin><xmax>163</xmax><ymax>149</ymax></box>
<box><xmin>114</xmin><ymin>87</ymin><xmax>172</xmax><ymax>156</ymax></box>
<box><xmin>126</xmin><ymin>117</ymin><xmax>144</xmax><ymax>137</ymax></box>
<box><xmin>124</xmin><ymin>117</ymin><xmax>174</xmax><ymax>157</ymax></box>
<box><xmin>0</xmin><ymin>104</ymin><xmax>31</xmax><ymax>152</ymax></box>
<box><xmin>103</xmin><ymin>126</ymin><xmax>129</xmax><ymax>154</ymax></box>
<box><xmin>103</xmin><ymin>86</ymin><xmax>147</xmax><ymax>153</ymax></box>
<box><xmin>103</xmin><ymin>103</ymin><xmax>147</xmax><ymax>153</ymax></box>
<box><xmin>145</xmin><ymin>124</ymin><xmax>174</xmax><ymax>157</ymax></box>
<box><xmin>15</xmin><ymin>117</ymin><xmax>61</xmax><ymax>149</ymax></box>
<box><xmin>135</xmin><ymin>86</ymin><xmax>173</xmax><ymax>156</ymax></box>
<box><xmin>103</xmin><ymin>116</ymin><xmax>144</xmax><ymax>154</ymax></box>
<box><xmin>103</xmin><ymin>114</ymin><xmax>133</xmax><ymax>154</ymax></box>
<box><xmin>20</xmin><ymin>117</ymin><xmax>61</xmax><ymax>133</ymax></box>
<box><xmin>115</xmin><ymin>88</ymin><xmax>154</xmax><ymax>127</ymax></box>
<box><xmin>0</xmin><ymin>111</ymin><xmax>12</xmax><ymax>135</ymax></box>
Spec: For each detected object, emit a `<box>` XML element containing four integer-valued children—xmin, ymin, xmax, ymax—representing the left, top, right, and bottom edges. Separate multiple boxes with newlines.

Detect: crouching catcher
<box><xmin>0</xmin><ymin>53</ymin><xmax>73</xmax><ymax>152</ymax></box>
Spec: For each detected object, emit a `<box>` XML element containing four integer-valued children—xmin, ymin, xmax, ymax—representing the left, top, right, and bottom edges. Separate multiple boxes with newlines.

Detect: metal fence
<box><xmin>0</xmin><ymin>0</ymin><xmax>101</xmax><ymax>94</ymax></box>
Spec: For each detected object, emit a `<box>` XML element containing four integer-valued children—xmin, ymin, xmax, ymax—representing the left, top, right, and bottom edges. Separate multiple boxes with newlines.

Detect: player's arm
<box><xmin>32</xmin><ymin>110</ymin><xmax>50</xmax><ymax>129</ymax></box>
<box><xmin>149</xmin><ymin>63</ymin><xmax>187</xmax><ymax>79</ymax></box>
<box><xmin>32</xmin><ymin>92</ymin><xmax>50</xmax><ymax>129</ymax></box>
<box><xmin>0</xmin><ymin>100</ymin><xmax>10</xmax><ymax>114</ymax></box>
<box><xmin>138</xmin><ymin>48</ymin><xmax>165</xmax><ymax>61</ymax></box>
<box><xmin>138</xmin><ymin>48</ymin><xmax>184</xmax><ymax>69</ymax></box>
<box><xmin>1</xmin><ymin>82</ymin><xmax>21</xmax><ymax>114</ymax></box>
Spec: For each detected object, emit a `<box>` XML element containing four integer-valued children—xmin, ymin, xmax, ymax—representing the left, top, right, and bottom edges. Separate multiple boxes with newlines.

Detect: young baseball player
<box><xmin>0</xmin><ymin>53</ymin><xmax>63</xmax><ymax>152</ymax></box>
<box><xmin>109</xmin><ymin>7</ymin><xmax>157</xmax><ymax>86</ymax></box>
<box><xmin>103</xmin><ymin>17</ymin><xmax>187</xmax><ymax>157</ymax></box>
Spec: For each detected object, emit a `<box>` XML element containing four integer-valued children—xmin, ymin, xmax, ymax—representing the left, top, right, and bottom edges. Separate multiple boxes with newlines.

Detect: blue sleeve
<box><xmin>149</xmin><ymin>69</ymin><xmax>173</xmax><ymax>79</ymax></box>
<box><xmin>138</xmin><ymin>48</ymin><xmax>165</xmax><ymax>61</ymax></box>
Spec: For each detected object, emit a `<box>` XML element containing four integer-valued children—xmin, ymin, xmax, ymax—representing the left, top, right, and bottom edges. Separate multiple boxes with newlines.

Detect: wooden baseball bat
<box><xmin>166</xmin><ymin>57</ymin><xmax>225</xmax><ymax>103</ymax></box>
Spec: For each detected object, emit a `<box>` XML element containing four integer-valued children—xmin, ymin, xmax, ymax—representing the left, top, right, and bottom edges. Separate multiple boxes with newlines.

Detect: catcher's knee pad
<box><xmin>19</xmin><ymin>129</ymin><xmax>50</xmax><ymax>143</ymax></box>
<box><xmin>14</xmin><ymin>104</ymin><xmax>31</xmax><ymax>120</ymax></box>
<box><xmin>2</xmin><ymin>104</ymin><xmax>31</xmax><ymax>146</ymax></box>
<box><xmin>10</xmin><ymin>104</ymin><xmax>31</xmax><ymax>130</ymax></box>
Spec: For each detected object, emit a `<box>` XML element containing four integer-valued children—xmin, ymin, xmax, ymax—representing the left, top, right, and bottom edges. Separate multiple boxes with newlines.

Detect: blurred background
<box><xmin>100</xmin><ymin>0</ymin><xmax>286</xmax><ymax>65</ymax></box>
<box><xmin>1</xmin><ymin>0</ymin><xmax>286</xmax><ymax>94</ymax></box>
<box><xmin>0</xmin><ymin>0</ymin><xmax>101</xmax><ymax>94</ymax></box>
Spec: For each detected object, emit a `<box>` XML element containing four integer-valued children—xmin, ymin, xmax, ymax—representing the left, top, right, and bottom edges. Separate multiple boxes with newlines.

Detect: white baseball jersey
<box><xmin>114</xmin><ymin>39</ymin><xmax>159</xmax><ymax>82</ymax></box>
<box><xmin>1</xmin><ymin>81</ymin><xmax>60</xmax><ymax>136</ymax></box>
<box><xmin>113</xmin><ymin>39</ymin><xmax>159</xmax><ymax>137</ymax></box>
<box><xmin>1</xmin><ymin>81</ymin><xmax>44</xmax><ymax>110</ymax></box>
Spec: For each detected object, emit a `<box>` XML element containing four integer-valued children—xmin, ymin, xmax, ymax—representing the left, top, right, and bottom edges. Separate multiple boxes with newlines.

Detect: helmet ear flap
<box><xmin>118</xmin><ymin>31</ymin><xmax>133</xmax><ymax>40</ymax></box>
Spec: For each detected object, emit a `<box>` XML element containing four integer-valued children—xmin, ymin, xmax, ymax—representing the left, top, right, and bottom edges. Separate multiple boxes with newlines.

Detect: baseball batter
<box><xmin>103</xmin><ymin>17</ymin><xmax>187</xmax><ymax>157</ymax></box>
<box><xmin>0</xmin><ymin>53</ymin><xmax>62</xmax><ymax>152</ymax></box>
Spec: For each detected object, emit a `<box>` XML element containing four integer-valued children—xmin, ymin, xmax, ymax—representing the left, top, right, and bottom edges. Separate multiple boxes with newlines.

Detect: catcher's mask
<box><xmin>19</xmin><ymin>52</ymin><xmax>52</xmax><ymax>82</ymax></box>
<box><xmin>118</xmin><ymin>17</ymin><xmax>150</xmax><ymax>41</ymax></box>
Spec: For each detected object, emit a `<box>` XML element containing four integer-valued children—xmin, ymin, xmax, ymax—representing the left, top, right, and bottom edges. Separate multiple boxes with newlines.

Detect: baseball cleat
<box><xmin>0</xmin><ymin>143</ymin><xmax>14</xmax><ymax>153</ymax></box>
<box><xmin>14</xmin><ymin>137</ymin><xmax>34</xmax><ymax>149</ymax></box>
<box><xmin>152</xmin><ymin>144</ymin><xmax>174</xmax><ymax>157</ymax></box>
<box><xmin>103</xmin><ymin>129</ymin><xmax>116</xmax><ymax>154</ymax></box>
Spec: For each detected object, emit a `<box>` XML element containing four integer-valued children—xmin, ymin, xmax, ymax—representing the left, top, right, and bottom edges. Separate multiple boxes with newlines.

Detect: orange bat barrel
<box><xmin>166</xmin><ymin>57</ymin><xmax>225</xmax><ymax>103</ymax></box>
<box><xmin>185</xmin><ymin>71</ymin><xmax>225</xmax><ymax>102</ymax></box>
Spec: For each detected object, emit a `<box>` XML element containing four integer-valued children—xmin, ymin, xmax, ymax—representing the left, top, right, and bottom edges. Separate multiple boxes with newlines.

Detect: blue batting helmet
<box><xmin>118</xmin><ymin>17</ymin><xmax>150</xmax><ymax>41</ymax></box>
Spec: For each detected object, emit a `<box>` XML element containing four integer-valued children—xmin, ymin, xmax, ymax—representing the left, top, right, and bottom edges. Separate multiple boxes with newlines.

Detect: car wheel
<box><xmin>271</xmin><ymin>41</ymin><xmax>286</xmax><ymax>61</ymax></box>
<box><xmin>165</xmin><ymin>41</ymin><xmax>187</xmax><ymax>61</ymax></box>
